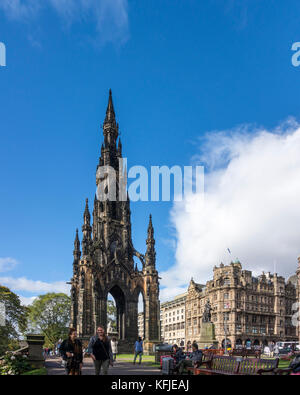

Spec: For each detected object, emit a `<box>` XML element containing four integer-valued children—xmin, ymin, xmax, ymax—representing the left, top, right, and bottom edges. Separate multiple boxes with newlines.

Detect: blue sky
<box><xmin>1</xmin><ymin>0</ymin><xmax>300</xmax><ymax>304</ymax></box>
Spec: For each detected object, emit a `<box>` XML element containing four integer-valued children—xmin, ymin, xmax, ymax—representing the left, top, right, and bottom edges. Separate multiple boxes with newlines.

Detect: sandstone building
<box><xmin>70</xmin><ymin>91</ymin><xmax>160</xmax><ymax>351</ymax></box>
<box><xmin>185</xmin><ymin>261</ymin><xmax>298</xmax><ymax>348</ymax></box>
<box><xmin>160</xmin><ymin>292</ymin><xmax>187</xmax><ymax>347</ymax></box>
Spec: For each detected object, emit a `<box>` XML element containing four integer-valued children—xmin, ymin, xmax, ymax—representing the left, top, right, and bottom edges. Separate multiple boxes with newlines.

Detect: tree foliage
<box><xmin>0</xmin><ymin>286</ymin><xmax>27</xmax><ymax>356</ymax></box>
<box><xmin>27</xmin><ymin>293</ymin><xmax>70</xmax><ymax>348</ymax></box>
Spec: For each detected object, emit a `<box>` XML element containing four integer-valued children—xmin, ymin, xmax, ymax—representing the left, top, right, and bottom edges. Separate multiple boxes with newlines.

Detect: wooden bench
<box><xmin>189</xmin><ymin>355</ymin><xmax>279</xmax><ymax>375</ymax></box>
<box><xmin>238</xmin><ymin>358</ymin><xmax>278</xmax><ymax>375</ymax></box>
<box><xmin>185</xmin><ymin>353</ymin><xmax>214</xmax><ymax>375</ymax></box>
<box><xmin>192</xmin><ymin>355</ymin><xmax>240</xmax><ymax>375</ymax></box>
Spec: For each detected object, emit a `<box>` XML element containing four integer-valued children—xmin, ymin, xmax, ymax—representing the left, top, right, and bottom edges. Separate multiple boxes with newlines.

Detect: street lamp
<box><xmin>224</xmin><ymin>314</ymin><xmax>228</xmax><ymax>355</ymax></box>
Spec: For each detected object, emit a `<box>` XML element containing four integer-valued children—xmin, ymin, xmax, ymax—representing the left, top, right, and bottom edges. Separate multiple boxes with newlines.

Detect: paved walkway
<box><xmin>45</xmin><ymin>357</ymin><xmax>161</xmax><ymax>376</ymax></box>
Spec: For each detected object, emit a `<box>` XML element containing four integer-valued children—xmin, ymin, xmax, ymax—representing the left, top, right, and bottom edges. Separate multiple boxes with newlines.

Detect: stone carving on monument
<box><xmin>107</xmin><ymin>321</ymin><xmax>118</xmax><ymax>338</ymax></box>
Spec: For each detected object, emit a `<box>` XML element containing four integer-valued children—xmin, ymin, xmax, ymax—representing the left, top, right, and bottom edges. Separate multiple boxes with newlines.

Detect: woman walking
<box><xmin>88</xmin><ymin>326</ymin><xmax>113</xmax><ymax>375</ymax></box>
<box><xmin>60</xmin><ymin>328</ymin><xmax>83</xmax><ymax>375</ymax></box>
<box><xmin>111</xmin><ymin>337</ymin><xmax>118</xmax><ymax>361</ymax></box>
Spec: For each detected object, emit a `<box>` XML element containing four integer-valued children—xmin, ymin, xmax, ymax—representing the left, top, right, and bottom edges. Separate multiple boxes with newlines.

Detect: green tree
<box><xmin>27</xmin><ymin>293</ymin><xmax>70</xmax><ymax>348</ymax></box>
<box><xmin>0</xmin><ymin>286</ymin><xmax>27</xmax><ymax>356</ymax></box>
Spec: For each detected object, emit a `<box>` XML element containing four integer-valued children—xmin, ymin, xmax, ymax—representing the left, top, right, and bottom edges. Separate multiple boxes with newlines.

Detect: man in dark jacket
<box><xmin>88</xmin><ymin>326</ymin><xmax>113</xmax><ymax>375</ymax></box>
<box><xmin>177</xmin><ymin>343</ymin><xmax>203</xmax><ymax>374</ymax></box>
<box><xmin>172</xmin><ymin>344</ymin><xmax>185</xmax><ymax>368</ymax></box>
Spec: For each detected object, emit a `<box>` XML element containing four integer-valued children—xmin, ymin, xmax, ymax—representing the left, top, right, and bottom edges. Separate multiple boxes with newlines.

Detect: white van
<box><xmin>276</xmin><ymin>341</ymin><xmax>300</xmax><ymax>351</ymax></box>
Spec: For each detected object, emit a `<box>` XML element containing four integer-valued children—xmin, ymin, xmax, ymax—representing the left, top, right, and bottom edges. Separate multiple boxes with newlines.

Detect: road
<box><xmin>45</xmin><ymin>357</ymin><xmax>161</xmax><ymax>376</ymax></box>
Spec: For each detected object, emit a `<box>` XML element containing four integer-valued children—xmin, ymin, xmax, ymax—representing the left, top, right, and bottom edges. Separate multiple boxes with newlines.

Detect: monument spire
<box><xmin>104</xmin><ymin>89</ymin><xmax>116</xmax><ymax>124</ymax></box>
<box><xmin>72</xmin><ymin>228</ymin><xmax>81</xmax><ymax>277</ymax></box>
<box><xmin>145</xmin><ymin>214</ymin><xmax>156</xmax><ymax>267</ymax></box>
<box><xmin>102</xmin><ymin>89</ymin><xmax>119</xmax><ymax>154</ymax></box>
<box><xmin>71</xmin><ymin>93</ymin><xmax>160</xmax><ymax>347</ymax></box>
<box><xmin>82</xmin><ymin>198</ymin><xmax>92</xmax><ymax>256</ymax></box>
<box><xmin>74</xmin><ymin>228</ymin><xmax>80</xmax><ymax>254</ymax></box>
<box><xmin>84</xmin><ymin>198</ymin><xmax>91</xmax><ymax>225</ymax></box>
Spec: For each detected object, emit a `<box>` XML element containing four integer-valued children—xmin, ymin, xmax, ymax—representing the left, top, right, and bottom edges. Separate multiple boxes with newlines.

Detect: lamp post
<box><xmin>223</xmin><ymin>303</ymin><xmax>230</xmax><ymax>355</ymax></box>
<box><xmin>224</xmin><ymin>314</ymin><xmax>228</xmax><ymax>355</ymax></box>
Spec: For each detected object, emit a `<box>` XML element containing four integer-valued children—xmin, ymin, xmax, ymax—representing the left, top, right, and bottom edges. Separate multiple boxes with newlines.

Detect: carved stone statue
<box><xmin>81</xmin><ymin>271</ymin><xmax>85</xmax><ymax>288</ymax></box>
<box><xmin>93</xmin><ymin>277</ymin><xmax>100</xmax><ymax>299</ymax></box>
<box><xmin>202</xmin><ymin>299</ymin><xmax>212</xmax><ymax>323</ymax></box>
<box><xmin>107</xmin><ymin>321</ymin><xmax>113</xmax><ymax>333</ymax></box>
<box><xmin>71</xmin><ymin>286</ymin><xmax>76</xmax><ymax>301</ymax></box>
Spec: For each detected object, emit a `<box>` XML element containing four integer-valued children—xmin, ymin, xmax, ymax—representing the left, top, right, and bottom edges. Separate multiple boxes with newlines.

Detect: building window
<box><xmin>223</xmin><ymin>312</ymin><xmax>230</xmax><ymax>321</ymax></box>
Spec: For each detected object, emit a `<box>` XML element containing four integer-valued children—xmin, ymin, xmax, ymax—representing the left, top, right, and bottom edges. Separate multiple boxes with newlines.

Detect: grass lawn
<box><xmin>278</xmin><ymin>359</ymin><xmax>291</xmax><ymax>369</ymax></box>
<box><xmin>22</xmin><ymin>367</ymin><xmax>47</xmax><ymax>375</ymax></box>
<box><xmin>116</xmin><ymin>354</ymin><xmax>160</xmax><ymax>369</ymax></box>
<box><xmin>116</xmin><ymin>354</ymin><xmax>155</xmax><ymax>363</ymax></box>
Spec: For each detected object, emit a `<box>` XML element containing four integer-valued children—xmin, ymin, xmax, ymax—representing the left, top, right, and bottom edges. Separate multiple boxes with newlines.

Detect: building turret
<box><xmin>82</xmin><ymin>198</ymin><xmax>92</xmax><ymax>256</ymax></box>
<box><xmin>145</xmin><ymin>215</ymin><xmax>156</xmax><ymax>268</ymax></box>
<box><xmin>117</xmin><ymin>138</ymin><xmax>122</xmax><ymax>156</ymax></box>
<box><xmin>73</xmin><ymin>228</ymin><xmax>81</xmax><ymax>277</ymax></box>
<box><xmin>102</xmin><ymin>89</ymin><xmax>119</xmax><ymax>151</ymax></box>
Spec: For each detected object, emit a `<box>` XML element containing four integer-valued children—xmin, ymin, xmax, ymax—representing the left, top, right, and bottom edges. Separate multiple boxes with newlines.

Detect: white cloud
<box><xmin>19</xmin><ymin>295</ymin><xmax>37</xmax><ymax>306</ymax></box>
<box><xmin>160</xmin><ymin>286</ymin><xmax>188</xmax><ymax>304</ymax></box>
<box><xmin>0</xmin><ymin>0</ymin><xmax>39</xmax><ymax>20</ymax></box>
<box><xmin>0</xmin><ymin>0</ymin><xmax>129</xmax><ymax>44</ymax></box>
<box><xmin>161</xmin><ymin>120</ymin><xmax>300</xmax><ymax>296</ymax></box>
<box><xmin>0</xmin><ymin>276</ymin><xmax>70</xmax><ymax>294</ymax></box>
<box><xmin>0</xmin><ymin>257</ymin><xmax>18</xmax><ymax>272</ymax></box>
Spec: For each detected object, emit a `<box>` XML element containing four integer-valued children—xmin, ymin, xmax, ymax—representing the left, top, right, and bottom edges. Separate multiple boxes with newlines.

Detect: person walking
<box><xmin>264</xmin><ymin>345</ymin><xmax>271</xmax><ymax>357</ymax></box>
<box><xmin>88</xmin><ymin>326</ymin><xmax>113</xmax><ymax>375</ymax></box>
<box><xmin>133</xmin><ymin>337</ymin><xmax>143</xmax><ymax>365</ymax></box>
<box><xmin>274</xmin><ymin>344</ymin><xmax>280</xmax><ymax>358</ymax></box>
<box><xmin>111</xmin><ymin>337</ymin><xmax>118</xmax><ymax>362</ymax></box>
<box><xmin>60</xmin><ymin>328</ymin><xmax>83</xmax><ymax>375</ymax></box>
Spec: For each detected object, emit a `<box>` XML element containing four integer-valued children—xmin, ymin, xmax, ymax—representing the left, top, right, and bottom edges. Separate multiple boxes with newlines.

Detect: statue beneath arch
<box><xmin>70</xmin><ymin>91</ymin><xmax>160</xmax><ymax>352</ymax></box>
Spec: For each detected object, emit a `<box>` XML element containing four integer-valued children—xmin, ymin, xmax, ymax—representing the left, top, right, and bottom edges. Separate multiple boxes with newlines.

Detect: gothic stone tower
<box><xmin>70</xmin><ymin>91</ymin><xmax>160</xmax><ymax>351</ymax></box>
